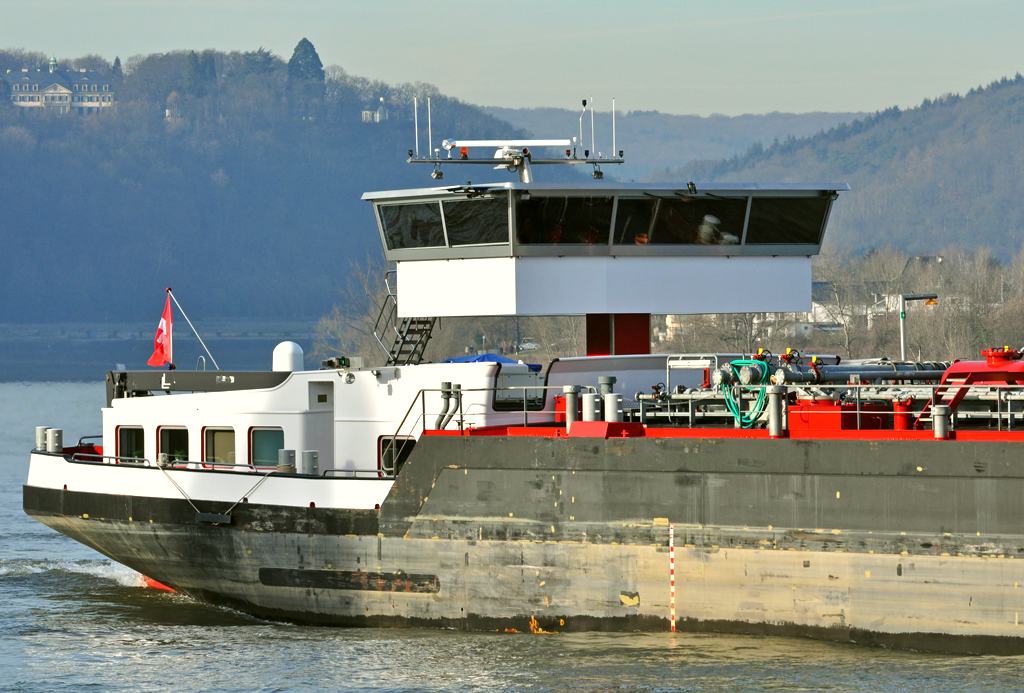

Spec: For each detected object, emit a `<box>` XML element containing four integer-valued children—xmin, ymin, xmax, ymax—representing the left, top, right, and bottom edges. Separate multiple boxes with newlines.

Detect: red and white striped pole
<box><xmin>669</xmin><ymin>522</ymin><xmax>676</xmax><ymax>632</ymax></box>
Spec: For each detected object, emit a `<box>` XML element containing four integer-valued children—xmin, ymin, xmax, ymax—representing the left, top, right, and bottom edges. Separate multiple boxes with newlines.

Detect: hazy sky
<box><xmin>4</xmin><ymin>0</ymin><xmax>1023</xmax><ymax>116</ymax></box>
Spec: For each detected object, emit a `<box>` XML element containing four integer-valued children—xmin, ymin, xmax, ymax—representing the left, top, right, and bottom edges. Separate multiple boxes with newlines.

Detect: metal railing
<box><xmin>665</xmin><ymin>353</ymin><xmax>721</xmax><ymax>395</ymax></box>
<box><xmin>371</xmin><ymin>270</ymin><xmax>400</xmax><ymax>360</ymax></box>
<box><xmin>322</xmin><ymin>469</ymin><xmax>395</xmax><ymax>479</ymax></box>
<box><xmin>635</xmin><ymin>382</ymin><xmax>1024</xmax><ymax>433</ymax></box>
<box><xmin>381</xmin><ymin>385</ymin><xmax>587</xmax><ymax>476</ymax></box>
<box><xmin>71</xmin><ymin>452</ymin><xmax>151</xmax><ymax>466</ymax></box>
<box><xmin>164</xmin><ymin>458</ymin><xmax>269</xmax><ymax>471</ymax></box>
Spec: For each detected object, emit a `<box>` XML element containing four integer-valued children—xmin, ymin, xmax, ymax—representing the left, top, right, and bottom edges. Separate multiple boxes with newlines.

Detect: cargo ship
<box><xmin>24</xmin><ymin>121</ymin><xmax>1024</xmax><ymax>654</ymax></box>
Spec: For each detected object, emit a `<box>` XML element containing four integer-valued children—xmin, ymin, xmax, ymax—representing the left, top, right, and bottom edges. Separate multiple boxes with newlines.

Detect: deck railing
<box><xmin>635</xmin><ymin>382</ymin><xmax>1024</xmax><ymax>433</ymax></box>
<box><xmin>62</xmin><ymin>380</ymin><xmax>1024</xmax><ymax>483</ymax></box>
<box><xmin>381</xmin><ymin>385</ymin><xmax>597</xmax><ymax>476</ymax></box>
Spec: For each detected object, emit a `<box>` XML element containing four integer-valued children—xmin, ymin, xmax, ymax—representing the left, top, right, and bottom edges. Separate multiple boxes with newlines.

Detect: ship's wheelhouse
<box><xmin>363</xmin><ymin>182</ymin><xmax>846</xmax><ymax>320</ymax></box>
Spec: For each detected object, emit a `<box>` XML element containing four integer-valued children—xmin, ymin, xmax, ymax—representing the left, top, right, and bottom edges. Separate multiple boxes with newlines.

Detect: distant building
<box><xmin>361</xmin><ymin>97</ymin><xmax>388</xmax><ymax>123</ymax></box>
<box><xmin>3</xmin><ymin>57</ymin><xmax>115</xmax><ymax>115</ymax></box>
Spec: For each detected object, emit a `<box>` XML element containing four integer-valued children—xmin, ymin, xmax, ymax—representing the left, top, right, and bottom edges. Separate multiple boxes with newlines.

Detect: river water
<box><xmin>2</xmin><ymin>381</ymin><xmax>1024</xmax><ymax>691</ymax></box>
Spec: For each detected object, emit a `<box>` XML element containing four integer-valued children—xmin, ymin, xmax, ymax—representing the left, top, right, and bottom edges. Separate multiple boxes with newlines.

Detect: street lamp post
<box><xmin>899</xmin><ymin>293</ymin><xmax>938</xmax><ymax>361</ymax></box>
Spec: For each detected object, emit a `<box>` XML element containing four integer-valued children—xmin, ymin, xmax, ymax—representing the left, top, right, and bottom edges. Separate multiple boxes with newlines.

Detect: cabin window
<box><xmin>379</xmin><ymin>202</ymin><xmax>445</xmax><ymax>250</ymax></box>
<box><xmin>441</xmin><ymin>197</ymin><xmax>509</xmax><ymax>246</ymax></box>
<box><xmin>117</xmin><ymin>426</ymin><xmax>145</xmax><ymax>460</ymax></box>
<box><xmin>250</xmin><ymin>427</ymin><xmax>284</xmax><ymax>467</ymax></box>
<box><xmin>491</xmin><ymin>369</ymin><xmax>546</xmax><ymax>411</ymax></box>
<box><xmin>158</xmin><ymin>427</ymin><xmax>189</xmax><ymax>462</ymax></box>
<box><xmin>378</xmin><ymin>435</ymin><xmax>415</xmax><ymax>476</ymax></box>
<box><xmin>515</xmin><ymin>196</ymin><xmax>613</xmax><ymax>245</ymax></box>
<box><xmin>613</xmin><ymin>197</ymin><xmax>746</xmax><ymax>245</ymax></box>
<box><xmin>204</xmin><ymin>428</ymin><xmax>235</xmax><ymax>465</ymax></box>
<box><xmin>744</xmin><ymin>196</ymin><xmax>831</xmax><ymax>245</ymax></box>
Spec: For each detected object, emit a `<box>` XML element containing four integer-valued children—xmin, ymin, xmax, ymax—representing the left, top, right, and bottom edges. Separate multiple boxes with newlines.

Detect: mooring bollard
<box><xmin>277</xmin><ymin>449</ymin><xmax>296</xmax><ymax>473</ymax></box>
<box><xmin>563</xmin><ymin>385</ymin><xmax>580</xmax><ymax>428</ymax></box>
<box><xmin>301</xmin><ymin>450</ymin><xmax>319</xmax><ymax>476</ymax></box>
<box><xmin>933</xmin><ymin>404</ymin><xmax>950</xmax><ymax>439</ymax></box>
<box><xmin>767</xmin><ymin>385</ymin><xmax>785</xmax><ymax>438</ymax></box>
<box><xmin>603</xmin><ymin>393</ymin><xmax>623</xmax><ymax>423</ymax></box>
<box><xmin>36</xmin><ymin>426</ymin><xmax>51</xmax><ymax>451</ymax></box>
<box><xmin>46</xmin><ymin>428</ymin><xmax>63</xmax><ymax>453</ymax></box>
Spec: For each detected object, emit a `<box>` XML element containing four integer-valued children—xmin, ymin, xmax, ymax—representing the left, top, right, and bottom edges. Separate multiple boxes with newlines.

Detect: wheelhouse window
<box><xmin>379</xmin><ymin>202</ymin><xmax>445</xmax><ymax>250</ymax></box>
<box><xmin>441</xmin><ymin>197</ymin><xmax>509</xmax><ymax>246</ymax></box>
<box><xmin>204</xmin><ymin>428</ymin><xmax>235</xmax><ymax>464</ymax></box>
<box><xmin>516</xmin><ymin>196</ymin><xmax>613</xmax><ymax>245</ymax></box>
<box><xmin>158</xmin><ymin>427</ymin><xmax>189</xmax><ymax>462</ymax></box>
<box><xmin>744</xmin><ymin>196</ymin><xmax>831</xmax><ymax>245</ymax></box>
<box><xmin>613</xmin><ymin>197</ymin><xmax>746</xmax><ymax>245</ymax></box>
<box><xmin>250</xmin><ymin>427</ymin><xmax>284</xmax><ymax>467</ymax></box>
<box><xmin>117</xmin><ymin>426</ymin><xmax>144</xmax><ymax>459</ymax></box>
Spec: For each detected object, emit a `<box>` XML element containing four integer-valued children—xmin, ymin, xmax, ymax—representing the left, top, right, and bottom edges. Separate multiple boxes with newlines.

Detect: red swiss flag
<box><xmin>147</xmin><ymin>293</ymin><xmax>173</xmax><ymax>367</ymax></box>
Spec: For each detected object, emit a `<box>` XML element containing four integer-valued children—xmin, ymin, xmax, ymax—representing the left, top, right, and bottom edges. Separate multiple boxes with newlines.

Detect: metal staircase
<box><xmin>373</xmin><ymin>271</ymin><xmax>437</xmax><ymax>366</ymax></box>
<box><xmin>913</xmin><ymin>375</ymin><xmax>967</xmax><ymax>429</ymax></box>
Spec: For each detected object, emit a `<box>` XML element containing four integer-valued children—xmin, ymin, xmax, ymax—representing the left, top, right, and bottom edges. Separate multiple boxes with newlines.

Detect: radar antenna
<box><xmin>408</xmin><ymin>96</ymin><xmax>624</xmax><ymax>182</ymax></box>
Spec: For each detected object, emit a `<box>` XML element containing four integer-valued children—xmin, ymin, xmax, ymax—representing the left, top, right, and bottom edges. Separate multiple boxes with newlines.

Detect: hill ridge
<box><xmin>661</xmin><ymin>73</ymin><xmax>1024</xmax><ymax>259</ymax></box>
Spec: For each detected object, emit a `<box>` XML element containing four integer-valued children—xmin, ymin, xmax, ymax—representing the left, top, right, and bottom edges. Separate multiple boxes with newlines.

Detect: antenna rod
<box><xmin>166</xmin><ymin>288</ymin><xmax>221</xmax><ymax>371</ymax></box>
<box><xmin>578</xmin><ymin>99</ymin><xmax>587</xmax><ymax>159</ymax></box>
<box><xmin>427</xmin><ymin>97</ymin><xmax>432</xmax><ymax>158</ymax></box>
<box><xmin>612</xmin><ymin>97</ymin><xmax>616</xmax><ymax>159</ymax></box>
<box><xmin>590</xmin><ymin>95</ymin><xmax>595</xmax><ymax>156</ymax></box>
<box><xmin>414</xmin><ymin>97</ymin><xmax>420</xmax><ymax>158</ymax></box>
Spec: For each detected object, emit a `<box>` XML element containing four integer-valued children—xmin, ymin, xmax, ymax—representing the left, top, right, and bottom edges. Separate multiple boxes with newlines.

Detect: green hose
<box><xmin>723</xmin><ymin>360</ymin><xmax>770</xmax><ymax>429</ymax></box>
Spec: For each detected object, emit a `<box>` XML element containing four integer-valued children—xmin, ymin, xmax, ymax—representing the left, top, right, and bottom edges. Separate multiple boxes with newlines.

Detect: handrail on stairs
<box><xmin>372</xmin><ymin>269</ymin><xmax>438</xmax><ymax>367</ymax></box>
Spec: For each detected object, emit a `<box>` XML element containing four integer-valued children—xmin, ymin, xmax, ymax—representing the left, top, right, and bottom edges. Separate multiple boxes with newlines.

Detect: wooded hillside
<box><xmin>0</xmin><ymin>45</ymin><xmax>527</xmax><ymax>323</ymax></box>
<box><xmin>485</xmin><ymin>106</ymin><xmax>864</xmax><ymax>182</ymax></box>
<box><xmin>664</xmin><ymin>74</ymin><xmax>1024</xmax><ymax>259</ymax></box>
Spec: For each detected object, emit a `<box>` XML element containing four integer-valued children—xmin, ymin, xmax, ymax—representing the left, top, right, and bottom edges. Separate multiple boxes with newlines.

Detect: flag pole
<box><xmin>166</xmin><ymin>288</ymin><xmax>221</xmax><ymax>371</ymax></box>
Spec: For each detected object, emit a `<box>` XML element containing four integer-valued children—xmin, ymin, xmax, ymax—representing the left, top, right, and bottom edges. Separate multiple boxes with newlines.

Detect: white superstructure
<box><xmin>102</xmin><ymin>360</ymin><xmax>549</xmax><ymax>477</ymax></box>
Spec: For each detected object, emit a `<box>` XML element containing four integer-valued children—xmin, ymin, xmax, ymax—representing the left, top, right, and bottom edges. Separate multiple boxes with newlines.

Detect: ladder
<box><xmin>373</xmin><ymin>271</ymin><xmax>437</xmax><ymax>366</ymax></box>
<box><xmin>913</xmin><ymin>375</ymin><xmax>969</xmax><ymax>429</ymax></box>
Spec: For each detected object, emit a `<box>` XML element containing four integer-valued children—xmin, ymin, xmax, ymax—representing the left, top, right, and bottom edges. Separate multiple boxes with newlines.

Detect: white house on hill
<box><xmin>4</xmin><ymin>57</ymin><xmax>115</xmax><ymax>115</ymax></box>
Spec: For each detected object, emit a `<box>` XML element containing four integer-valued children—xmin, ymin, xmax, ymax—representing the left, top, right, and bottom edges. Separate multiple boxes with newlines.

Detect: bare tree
<box><xmin>858</xmin><ymin>245</ymin><xmax>909</xmax><ymax>355</ymax></box>
<box><xmin>315</xmin><ymin>245</ymin><xmax>1024</xmax><ymax>367</ymax></box>
<box><xmin>311</xmin><ymin>255</ymin><xmax>394</xmax><ymax>366</ymax></box>
<box><xmin>812</xmin><ymin>247</ymin><xmax>863</xmax><ymax>358</ymax></box>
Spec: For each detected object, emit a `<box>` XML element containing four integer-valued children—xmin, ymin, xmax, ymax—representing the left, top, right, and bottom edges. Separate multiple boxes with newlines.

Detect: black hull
<box><xmin>25</xmin><ymin>434</ymin><xmax>1024</xmax><ymax>654</ymax></box>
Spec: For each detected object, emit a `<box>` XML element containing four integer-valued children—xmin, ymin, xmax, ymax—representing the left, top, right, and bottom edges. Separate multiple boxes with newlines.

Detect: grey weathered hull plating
<box><xmin>24</xmin><ymin>435</ymin><xmax>1024</xmax><ymax>653</ymax></box>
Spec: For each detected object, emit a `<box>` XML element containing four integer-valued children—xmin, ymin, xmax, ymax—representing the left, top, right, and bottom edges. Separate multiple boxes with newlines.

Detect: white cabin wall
<box><xmin>331</xmin><ymin>362</ymin><xmax>504</xmax><ymax>472</ymax></box>
<box><xmin>398</xmin><ymin>256</ymin><xmax>813</xmax><ymax>317</ymax></box>
<box><xmin>547</xmin><ymin>355</ymin><xmax>670</xmax><ymax>407</ymax></box>
<box><xmin>101</xmin><ymin>361</ymin><xmax>562</xmax><ymax>472</ymax></box>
